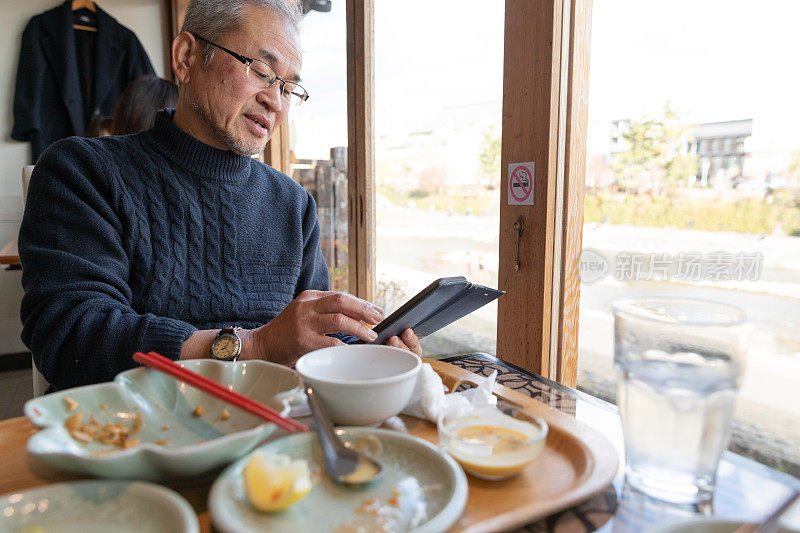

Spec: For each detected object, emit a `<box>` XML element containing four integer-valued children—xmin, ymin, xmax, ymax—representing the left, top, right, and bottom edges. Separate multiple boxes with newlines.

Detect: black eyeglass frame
<box><xmin>190</xmin><ymin>32</ymin><xmax>310</xmax><ymax>104</ymax></box>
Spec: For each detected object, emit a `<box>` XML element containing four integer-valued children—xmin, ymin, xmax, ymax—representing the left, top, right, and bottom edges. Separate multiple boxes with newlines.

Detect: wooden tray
<box><xmin>0</xmin><ymin>360</ymin><xmax>617</xmax><ymax>533</ymax></box>
<box><xmin>399</xmin><ymin>359</ymin><xmax>619</xmax><ymax>533</ymax></box>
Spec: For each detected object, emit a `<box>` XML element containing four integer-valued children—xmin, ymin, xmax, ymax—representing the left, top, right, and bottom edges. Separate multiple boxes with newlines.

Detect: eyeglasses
<box><xmin>191</xmin><ymin>33</ymin><xmax>309</xmax><ymax>106</ymax></box>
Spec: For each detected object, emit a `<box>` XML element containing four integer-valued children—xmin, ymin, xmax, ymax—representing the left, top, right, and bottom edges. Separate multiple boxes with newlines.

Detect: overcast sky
<box><xmin>589</xmin><ymin>0</ymin><xmax>800</xmax><ymax>153</ymax></box>
<box><xmin>293</xmin><ymin>1</ymin><xmax>800</xmax><ymax>157</ymax></box>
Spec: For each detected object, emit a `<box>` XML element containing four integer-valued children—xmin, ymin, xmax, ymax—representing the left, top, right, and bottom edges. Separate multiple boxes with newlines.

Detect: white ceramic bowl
<box><xmin>295</xmin><ymin>345</ymin><xmax>422</xmax><ymax>426</ymax></box>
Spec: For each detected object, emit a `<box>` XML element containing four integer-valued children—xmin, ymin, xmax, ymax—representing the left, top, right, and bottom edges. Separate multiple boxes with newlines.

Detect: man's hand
<box><xmin>386</xmin><ymin>328</ymin><xmax>423</xmax><ymax>357</ymax></box>
<box><xmin>245</xmin><ymin>290</ymin><xmax>383</xmax><ymax>366</ymax></box>
<box><xmin>181</xmin><ymin>293</ymin><xmax>423</xmax><ymax>365</ymax></box>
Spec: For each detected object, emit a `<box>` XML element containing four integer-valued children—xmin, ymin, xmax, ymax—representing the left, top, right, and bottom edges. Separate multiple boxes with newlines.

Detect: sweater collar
<box><xmin>143</xmin><ymin>109</ymin><xmax>251</xmax><ymax>182</ymax></box>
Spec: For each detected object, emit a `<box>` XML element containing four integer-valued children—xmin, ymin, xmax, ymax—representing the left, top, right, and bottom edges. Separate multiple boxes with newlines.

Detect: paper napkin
<box><xmin>400</xmin><ymin>363</ymin><xmax>497</xmax><ymax>423</ymax></box>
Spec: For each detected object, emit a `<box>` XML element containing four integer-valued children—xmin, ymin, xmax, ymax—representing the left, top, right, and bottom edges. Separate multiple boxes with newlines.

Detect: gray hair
<box><xmin>181</xmin><ymin>0</ymin><xmax>302</xmax><ymax>66</ymax></box>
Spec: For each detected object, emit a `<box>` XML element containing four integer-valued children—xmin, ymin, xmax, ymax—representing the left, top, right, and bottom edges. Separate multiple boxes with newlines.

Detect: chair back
<box><xmin>23</xmin><ymin>164</ymin><xmax>50</xmax><ymax>395</ymax></box>
<box><xmin>32</xmin><ymin>359</ymin><xmax>49</xmax><ymax>397</ymax></box>
<box><xmin>22</xmin><ymin>165</ymin><xmax>34</xmax><ymax>209</ymax></box>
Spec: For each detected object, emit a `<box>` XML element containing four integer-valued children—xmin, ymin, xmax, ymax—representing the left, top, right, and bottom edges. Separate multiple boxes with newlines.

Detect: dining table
<box><xmin>0</xmin><ymin>238</ymin><xmax>20</xmax><ymax>269</ymax></box>
<box><xmin>1</xmin><ymin>351</ymin><xmax>798</xmax><ymax>532</ymax></box>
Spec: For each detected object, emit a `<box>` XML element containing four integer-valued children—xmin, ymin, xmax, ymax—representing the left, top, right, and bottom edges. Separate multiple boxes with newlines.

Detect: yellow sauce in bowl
<box><xmin>456</xmin><ymin>425</ymin><xmax>529</xmax><ymax>452</ymax></box>
<box><xmin>439</xmin><ymin>410</ymin><xmax>548</xmax><ymax>480</ymax></box>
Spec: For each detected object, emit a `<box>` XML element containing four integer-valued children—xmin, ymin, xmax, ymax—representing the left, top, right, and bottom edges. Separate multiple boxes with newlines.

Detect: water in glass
<box><xmin>613</xmin><ymin>298</ymin><xmax>749</xmax><ymax>505</ymax></box>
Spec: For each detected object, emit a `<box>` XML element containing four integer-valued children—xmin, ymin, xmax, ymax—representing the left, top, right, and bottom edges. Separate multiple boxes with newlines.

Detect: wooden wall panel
<box><xmin>345</xmin><ymin>0</ymin><xmax>374</xmax><ymax>302</ymax></box>
<box><xmin>496</xmin><ymin>0</ymin><xmax>565</xmax><ymax>376</ymax></box>
<box><xmin>557</xmin><ymin>0</ymin><xmax>593</xmax><ymax>387</ymax></box>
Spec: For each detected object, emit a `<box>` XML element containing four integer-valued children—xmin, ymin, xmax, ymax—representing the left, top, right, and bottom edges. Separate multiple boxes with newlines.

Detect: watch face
<box><xmin>212</xmin><ymin>333</ymin><xmax>241</xmax><ymax>360</ymax></box>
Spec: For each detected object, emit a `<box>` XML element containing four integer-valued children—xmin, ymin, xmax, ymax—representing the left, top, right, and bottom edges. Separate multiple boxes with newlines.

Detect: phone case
<box><xmin>350</xmin><ymin>276</ymin><xmax>505</xmax><ymax>345</ymax></box>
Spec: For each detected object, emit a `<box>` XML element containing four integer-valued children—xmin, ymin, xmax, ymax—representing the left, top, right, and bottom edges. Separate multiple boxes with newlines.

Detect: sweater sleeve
<box><xmin>294</xmin><ymin>191</ymin><xmax>331</xmax><ymax>296</ymax></box>
<box><xmin>19</xmin><ymin>139</ymin><xmax>196</xmax><ymax>391</ymax></box>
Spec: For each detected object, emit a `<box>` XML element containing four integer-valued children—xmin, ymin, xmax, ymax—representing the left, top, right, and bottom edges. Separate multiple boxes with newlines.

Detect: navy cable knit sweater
<box><xmin>19</xmin><ymin>109</ymin><xmax>330</xmax><ymax>391</ymax></box>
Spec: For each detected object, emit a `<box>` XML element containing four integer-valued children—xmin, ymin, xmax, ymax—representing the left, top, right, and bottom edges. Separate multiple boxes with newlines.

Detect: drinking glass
<box><xmin>613</xmin><ymin>297</ymin><xmax>750</xmax><ymax>504</ymax></box>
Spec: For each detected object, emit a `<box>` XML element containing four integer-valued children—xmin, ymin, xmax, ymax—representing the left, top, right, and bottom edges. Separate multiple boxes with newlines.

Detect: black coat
<box><xmin>11</xmin><ymin>1</ymin><xmax>154</xmax><ymax>162</ymax></box>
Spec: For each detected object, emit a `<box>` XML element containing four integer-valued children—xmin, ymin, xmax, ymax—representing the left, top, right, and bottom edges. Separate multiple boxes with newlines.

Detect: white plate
<box><xmin>209</xmin><ymin>427</ymin><xmax>468</xmax><ymax>533</ymax></box>
<box><xmin>0</xmin><ymin>480</ymin><xmax>198</xmax><ymax>533</ymax></box>
<box><xmin>24</xmin><ymin>360</ymin><xmax>300</xmax><ymax>482</ymax></box>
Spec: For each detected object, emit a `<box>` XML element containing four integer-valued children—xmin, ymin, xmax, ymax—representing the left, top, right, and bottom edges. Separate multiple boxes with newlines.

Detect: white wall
<box><xmin>0</xmin><ymin>0</ymin><xmax>166</xmax><ymax>355</ymax></box>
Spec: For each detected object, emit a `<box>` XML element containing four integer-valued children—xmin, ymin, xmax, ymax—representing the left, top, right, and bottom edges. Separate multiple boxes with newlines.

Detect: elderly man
<box><xmin>19</xmin><ymin>0</ymin><xmax>421</xmax><ymax>392</ymax></box>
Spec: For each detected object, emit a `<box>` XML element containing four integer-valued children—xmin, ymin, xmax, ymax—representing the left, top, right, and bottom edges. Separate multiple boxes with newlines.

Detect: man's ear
<box><xmin>172</xmin><ymin>31</ymin><xmax>199</xmax><ymax>84</ymax></box>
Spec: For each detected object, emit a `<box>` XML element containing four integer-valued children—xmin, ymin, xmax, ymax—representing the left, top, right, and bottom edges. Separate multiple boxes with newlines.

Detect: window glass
<box><xmin>580</xmin><ymin>0</ymin><xmax>800</xmax><ymax>474</ymax></box>
<box><xmin>374</xmin><ymin>0</ymin><xmax>504</xmax><ymax>355</ymax></box>
<box><xmin>290</xmin><ymin>4</ymin><xmax>349</xmax><ymax>291</ymax></box>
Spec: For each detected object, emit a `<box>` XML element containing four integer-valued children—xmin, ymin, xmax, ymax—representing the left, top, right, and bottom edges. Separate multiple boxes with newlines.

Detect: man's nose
<box><xmin>256</xmin><ymin>82</ymin><xmax>284</xmax><ymax>111</ymax></box>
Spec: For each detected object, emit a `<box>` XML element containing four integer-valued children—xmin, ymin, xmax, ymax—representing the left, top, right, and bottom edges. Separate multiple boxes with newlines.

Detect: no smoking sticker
<box><xmin>508</xmin><ymin>161</ymin><xmax>534</xmax><ymax>205</ymax></box>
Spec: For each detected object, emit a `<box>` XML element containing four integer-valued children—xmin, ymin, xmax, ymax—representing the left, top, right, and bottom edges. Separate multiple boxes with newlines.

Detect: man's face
<box><xmin>184</xmin><ymin>6</ymin><xmax>302</xmax><ymax>156</ymax></box>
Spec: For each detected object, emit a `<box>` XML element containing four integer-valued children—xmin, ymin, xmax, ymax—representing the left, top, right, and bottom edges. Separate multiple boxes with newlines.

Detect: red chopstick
<box><xmin>133</xmin><ymin>352</ymin><xmax>308</xmax><ymax>433</ymax></box>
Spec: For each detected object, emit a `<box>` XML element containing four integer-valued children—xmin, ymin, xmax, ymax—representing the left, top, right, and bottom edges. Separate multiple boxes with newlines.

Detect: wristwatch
<box><xmin>210</xmin><ymin>326</ymin><xmax>242</xmax><ymax>361</ymax></box>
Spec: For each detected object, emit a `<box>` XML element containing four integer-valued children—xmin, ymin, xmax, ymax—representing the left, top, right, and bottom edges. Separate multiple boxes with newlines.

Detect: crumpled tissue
<box><xmin>400</xmin><ymin>363</ymin><xmax>497</xmax><ymax>423</ymax></box>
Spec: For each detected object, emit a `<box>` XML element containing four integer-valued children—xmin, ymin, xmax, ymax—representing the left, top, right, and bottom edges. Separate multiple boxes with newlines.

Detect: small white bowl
<box><xmin>438</xmin><ymin>403</ymin><xmax>548</xmax><ymax>480</ymax></box>
<box><xmin>295</xmin><ymin>344</ymin><xmax>422</xmax><ymax>426</ymax></box>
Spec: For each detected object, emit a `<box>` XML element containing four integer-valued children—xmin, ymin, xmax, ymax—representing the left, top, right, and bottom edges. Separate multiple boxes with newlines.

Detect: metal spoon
<box><xmin>303</xmin><ymin>382</ymin><xmax>383</xmax><ymax>486</ymax></box>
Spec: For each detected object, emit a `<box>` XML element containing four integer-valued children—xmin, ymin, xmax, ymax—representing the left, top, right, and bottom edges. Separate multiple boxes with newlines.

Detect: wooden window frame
<box><xmin>345</xmin><ymin>0</ymin><xmax>375</xmax><ymax>302</ymax></box>
<box><xmin>558</xmin><ymin>0</ymin><xmax>593</xmax><ymax>386</ymax></box>
<box><xmin>341</xmin><ymin>0</ymin><xmax>592</xmax><ymax>383</ymax></box>
<box><xmin>264</xmin><ymin>123</ymin><xmax>291</xmax><ymax>173</ymax></box>
<box><xmin>163</xmin><ymin>0</ymin><xmax>188</xmax><ymax>82</ymax></box>
<box><xmin>495</xmin><ymin>0</ymin><xmax>592</xmax><ymax>384</ymax></box>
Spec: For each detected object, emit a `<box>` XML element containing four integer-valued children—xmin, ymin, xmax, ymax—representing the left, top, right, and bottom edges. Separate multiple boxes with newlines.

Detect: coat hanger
<box><xmin>71</xmin><ymin>0</ymin><xmax>96</xmax><ymax>12</ymax></box>
<box><xmin>72</xmin><ymin>0</ymin><xmax>98</xmax><ymax>32</ymax></box>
